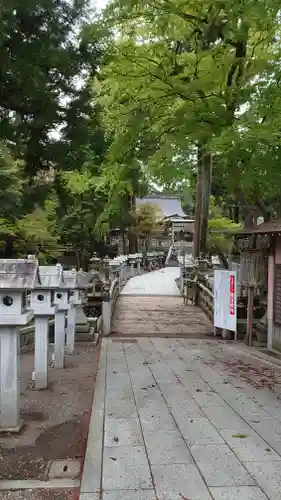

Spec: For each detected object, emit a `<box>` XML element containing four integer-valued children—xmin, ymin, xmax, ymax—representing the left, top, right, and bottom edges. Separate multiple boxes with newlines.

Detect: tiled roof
<box><xmin>136</xmin><ymin>195</ymin><xmax>186</xmax><ymax>218</ymax></box>
<box><xmin>238</xmin><ymin>219</ymin><xmax>281</xmax><ymax>235</ymax></box>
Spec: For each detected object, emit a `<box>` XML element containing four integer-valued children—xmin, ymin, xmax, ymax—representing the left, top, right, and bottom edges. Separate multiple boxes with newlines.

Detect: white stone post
<box><xmin>31</xmin><ymin>267</ymin><xmax>61</xmax><ymax>389</ymax></box>
<box><xmin>34</xmin><ymin>317</ymin><xmax>49</xmax><ymax>389</ymax></box>
<box><xmin>53</xmin><ymin>266</ymin><xmax>70</xmax><ymax>369</ymax></box>
<box><xmin>64</xmin><ymin>269</ymin><xmax>78</xmax><ymax>355</ymax></box>
<box><xmin>0</xmin><ymin>327</ymin><xmax>20</xmax><ymax>431</ymax></box>
<box><xmin>0</xmin><ymin>256</ymin><xmax>38</xmax><ymax>432</ymax></box>
<box><xmin>66</xmin><ymin>306</ymin><xmax>75</xmax><ymax>354</ymax></box>
<box><xmin>102</xmin><ymin>283</ymin><xmax>111</xmax><ymax>336</ymax></box>
<box><xmin>55</xmin><ymin>309</ymin><xmax>66</xmax><ymax>368</ymax></box>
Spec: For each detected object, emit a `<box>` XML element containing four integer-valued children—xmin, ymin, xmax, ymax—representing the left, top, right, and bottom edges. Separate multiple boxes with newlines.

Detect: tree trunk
<box><xmin>128</xmin><ymin>195</ymin><xmax>138</xmax><ymax>253</ymax></box>
<box><xmin>233</xmin><ymin>204</ymin><xmax>240</xmax><ymax>224</ymax></box>
<box><xmin>199</xmin><ymin>147</ymin><xmax>212</xmax><ymax>256</ymax></box>
<box><xmin>193</xmin><ymin>153</ymin><xmax>203</xmax><ymax>259</ymax></box>
<box><xmin>193</xmin><ymin>145</ymin><xmax>212</xmax><ymax>258</ymax></box>
<box><xmin>4</xmin><ymin>236</ymin><xmax>14</xmax><ymax>258</ymax></box>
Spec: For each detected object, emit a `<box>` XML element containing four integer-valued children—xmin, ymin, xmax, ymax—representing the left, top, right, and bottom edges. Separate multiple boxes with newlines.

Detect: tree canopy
<box><xmin>1</xmin><ymin>0</ymin><xmax>281</xmax><ymax>264</ymax></box>
<box><xmin>96</xmin><ymin>0</ymin><xmax>281</xmax><ymax>228</ymax></box>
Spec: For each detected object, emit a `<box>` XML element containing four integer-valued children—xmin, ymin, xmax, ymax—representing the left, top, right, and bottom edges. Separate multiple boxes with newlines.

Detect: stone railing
<box><xmin>102</xmin><ymin>278</ymin><xmax>120</xmax><ymax>336</ymax></box>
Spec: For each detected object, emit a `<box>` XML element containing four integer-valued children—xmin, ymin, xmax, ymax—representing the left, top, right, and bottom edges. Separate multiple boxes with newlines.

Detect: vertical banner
<box><xmin>214</xmin><ymin>270</ymin><xmax>237</xmax><ymax>332</ymax></box>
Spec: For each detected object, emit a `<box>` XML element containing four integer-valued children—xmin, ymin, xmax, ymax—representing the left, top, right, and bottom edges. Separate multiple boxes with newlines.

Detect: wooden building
<box><xmin>108</xmin><ymin>194</ymin><xmax>194</xmax><ymax>254</ymax></box>
<box><xmin>236</xmin><ymin>220</ymin><xmax>281</xmax><ymax>351</ymax></box>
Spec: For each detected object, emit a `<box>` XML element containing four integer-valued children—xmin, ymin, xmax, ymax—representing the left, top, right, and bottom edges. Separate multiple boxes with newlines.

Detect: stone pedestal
<box><xmin>0</xmin><ymin>327</ymin><xmax>22</xmax><ymax>431</ymax></box>
<box><xmin>75</xmin><ymin>303</ymin><xmax>89</xmax><ymax>332</ymax></box>
<box><xmin>66</xmin><ymin>306</ymin><xmax>76</xmax><ymax>355</ymax></box>
<box><xmin>54</xmin><ymin>310</ymin><xmax>65</xmax><ymax>369</ymax></box>
<box><xmin>34</xmin><ymin>316</ymin><xmax>49</xmax><ymax>389</ymax></box>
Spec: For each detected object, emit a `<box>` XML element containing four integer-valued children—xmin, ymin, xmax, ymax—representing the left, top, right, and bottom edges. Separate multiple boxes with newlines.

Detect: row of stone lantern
<box><xmin>0</xmin><ymin>256</ymin><xmax>84</xmax><ymax>433</ymax></box>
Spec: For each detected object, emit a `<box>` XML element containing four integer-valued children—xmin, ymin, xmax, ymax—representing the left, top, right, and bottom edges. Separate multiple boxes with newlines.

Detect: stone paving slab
<box><xmin>152</xmin><ymin>463</ymin><xmax>212</xmax><ymax>500</ymax></box>
<box><xmin>103</xmin><ymin>491</ymin><xmax>157</xmax><ymax>499</ymax></box>
<box><xmin>210</xmin><ymin>486</ymin><xmax>268</xmax><ymax>499</ymax></box>
<box><xmin>80</xmin><ymin>337</ymin><xmax>281</xmax><ymax>499</ymax></box>
<box><xmin>102</xmin><ymin>446</ymin><xmax>153</xmax><ymax>490</ymax></box>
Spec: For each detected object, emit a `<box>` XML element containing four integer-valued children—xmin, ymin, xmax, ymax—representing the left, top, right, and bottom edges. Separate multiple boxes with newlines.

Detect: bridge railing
<box><xmin>183</xmin><ymin>278</ymin><xmax>214</xmax><ymax>323</ymax></box>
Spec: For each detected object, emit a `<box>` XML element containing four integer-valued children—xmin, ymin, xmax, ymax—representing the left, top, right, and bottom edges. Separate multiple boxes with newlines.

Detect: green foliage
<box><xmin>135</xmin><ymin>203</ymin><xmax>159</xmax><ymax>236</ymax></box>
<box><xmin>0</xmin><ymin>0</ymin><xmax>94</xmax><ymax>175</ymax></box>
<box><xmin>208</xmin><ymin>197</ymin><xmax>241</xmax><ymax>257</ymax></box>
<box><xmin>0</xmin><ymin>142</ymin><xmax>24</xmax><ymax>235</ymax></box>
<box><xmin>95</xmin><ymin>0</ymin><xmax>281</xmax><ymax>224</ymax></box>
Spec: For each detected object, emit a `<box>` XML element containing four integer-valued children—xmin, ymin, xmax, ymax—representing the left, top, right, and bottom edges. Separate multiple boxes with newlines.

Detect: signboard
<box><xmin>214</xmin><ymin>270</ymin><xmax>237</xmax><ymax>332</ymax></box>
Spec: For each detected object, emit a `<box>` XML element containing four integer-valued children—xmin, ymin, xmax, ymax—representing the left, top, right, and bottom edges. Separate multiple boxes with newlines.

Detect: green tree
<box><xmin>96</xmin><ymin>0</ymin><xmax>280</xmax><ymax>252</ymax></box>
<box><xmin>0</xmin><ymin>142</ymin><xmax>23</xmax><ymax>240</ymax></box>
<box><xmin>207</xmin><ymin>197</ymin><xmax>241</xmax><ymax>268</ymax></box>
<box><xmin>134</xmin><ymin>203</ymin><xmax>160</xmax><ymax>251</ymax></box>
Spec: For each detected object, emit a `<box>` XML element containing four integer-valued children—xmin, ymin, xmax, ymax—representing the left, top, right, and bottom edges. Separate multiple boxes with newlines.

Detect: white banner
<box><xmin>214</xmin><ymin>270</ymin><xmax>237</xmax><ymax>332</ymax></box>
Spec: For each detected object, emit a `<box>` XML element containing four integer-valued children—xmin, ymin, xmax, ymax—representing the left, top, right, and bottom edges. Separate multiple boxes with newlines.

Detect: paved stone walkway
<box><xmin>80</xmin><ymin>338</ymin><xmax>281</xmax><ymax>499</ymax></box>
<box><xmin>121</xmin><ymin>268</ymin><xmax>180</xmax><ymax>296</ymax></box>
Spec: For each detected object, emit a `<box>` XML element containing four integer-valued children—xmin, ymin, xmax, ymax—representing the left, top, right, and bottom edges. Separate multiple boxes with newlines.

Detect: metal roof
<box><xmin>236</xmin><ymin>219</ymin><xmax>281</xmax><ymax>235</ymax></box>
<box><xmin>136</xmin><ymin>195</ymin><xmax>186</xmax><ymax>218</ymax></box>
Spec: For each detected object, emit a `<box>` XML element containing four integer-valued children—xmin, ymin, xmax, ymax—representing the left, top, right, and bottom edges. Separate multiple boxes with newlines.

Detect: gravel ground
<box><xmin>0</xmin><ymin>342</ymin><xmax>100</xmax><ymax>481</ymax></box>
<box><xmin>0</xmin><ymin>490</ymin><xmax>79</xmax><ymax>500</ymax></box>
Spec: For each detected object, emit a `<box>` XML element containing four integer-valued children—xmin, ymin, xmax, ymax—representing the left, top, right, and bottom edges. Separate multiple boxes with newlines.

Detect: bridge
<box><xmin>79</xmin><ymin>262</ymin><xmax>281</xmax><ymax>500</ymax></box>
<box><xmin>112</xmin><ymin>267</ymin><xmax>212</xmax><ymax>338</ymax></box>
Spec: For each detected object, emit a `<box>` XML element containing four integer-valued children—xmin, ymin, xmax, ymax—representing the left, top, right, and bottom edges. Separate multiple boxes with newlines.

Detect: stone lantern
<box><xmin>30</xmin><ymin>264</ymin><xmax>60</xmax><ymax>389</ymax></box>
<box><xmin>103</xmin><ymin>255</ymin><xmax>111</xmax><ymax>283</ymax></box>
<box><xmin>128</xmin><ymin>254</ymin><xmax>137</xmax><ymax>278</ymax></box>
<box><xmin>135</xmin><ymin>253</ymin><xmax>142</xmax><ymax>275</ymax></box>
<box><xmin>0</xmin><ymin>257</ymin><xmax>39</xmax><ymax>432</ymax></box>
<box><xmin>52</xmin><ymin>264</ymin><xmax>70</xmax><ymax>369</ymax></box>
<box><xmin>63</xmin><ymin>268</ymin><xmax>77</xmax><ymax>355</ymax></box>
<box><xmin>89</xmin><ymin>253</ymin><xmax>101</xmax><ymax>295</ymax></box>
<box><xmin>109</xmin><ymin>259</ymin><xmax>120</xmax><ymax>282</ymax></box>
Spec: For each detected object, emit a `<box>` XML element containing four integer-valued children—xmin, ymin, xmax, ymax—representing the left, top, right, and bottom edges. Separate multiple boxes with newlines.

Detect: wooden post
<box><xmin>246</xmin><ymin>286</ymin><xmax>255</xmax><ymax>346</ymax></box>
<box><xmin>267</xmin><ymin>254</ymin><xmax>274</xmax><ymax>350</ymax></box>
